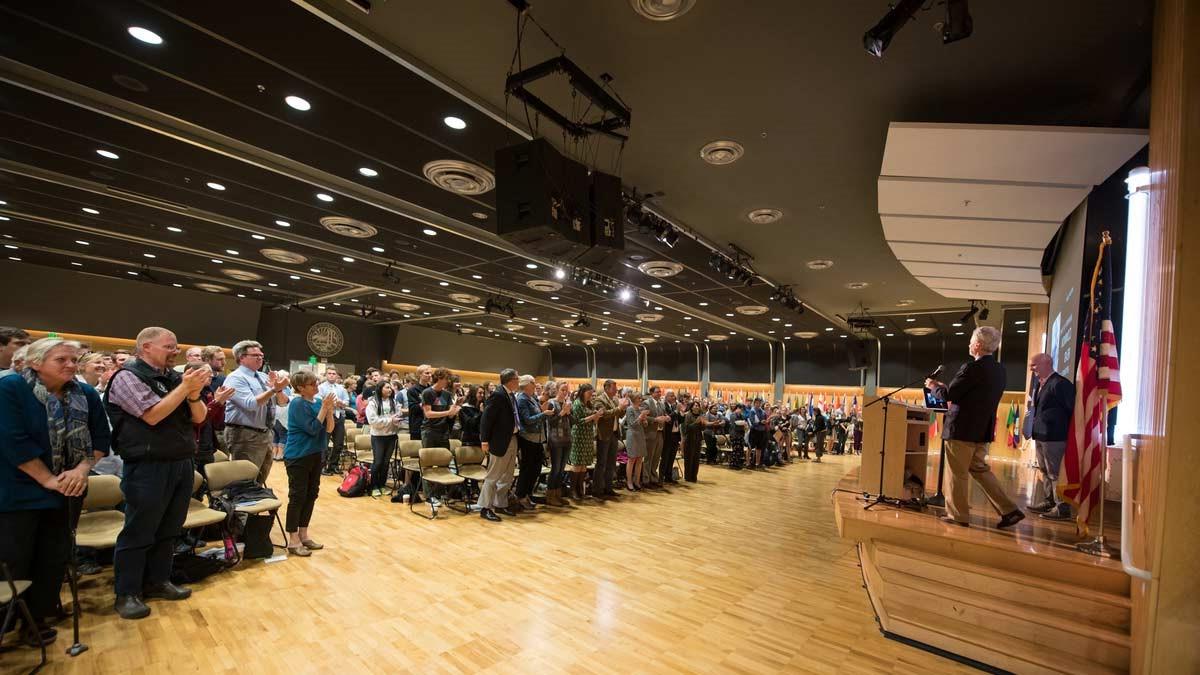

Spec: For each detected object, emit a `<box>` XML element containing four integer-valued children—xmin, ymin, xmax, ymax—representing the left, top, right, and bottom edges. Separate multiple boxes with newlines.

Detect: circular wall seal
<box><xmin>306</xmin><ymin>321</ymin><xmax>345</xmax><ymax>357</ymax></box>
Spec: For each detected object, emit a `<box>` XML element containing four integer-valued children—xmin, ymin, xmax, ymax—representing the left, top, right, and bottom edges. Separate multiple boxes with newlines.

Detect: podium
<box><xmin>859</xmin><ymin>400</ymin><xmax>935</xmax><ymax>501</ymax></box>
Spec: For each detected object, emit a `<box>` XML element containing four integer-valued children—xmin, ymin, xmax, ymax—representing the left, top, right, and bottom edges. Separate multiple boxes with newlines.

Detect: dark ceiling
<box><xmin>0</xmin><ymin>0</ymin><xmax>1152</xmax><ymax>353</ymax></box>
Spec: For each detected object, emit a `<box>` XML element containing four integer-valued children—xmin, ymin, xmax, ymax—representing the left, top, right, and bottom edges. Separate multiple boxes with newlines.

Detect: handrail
<box><xmin>1121</xmin><ymin>434</ymin><xmax>1153</xmax><ymax>581</ymax></box>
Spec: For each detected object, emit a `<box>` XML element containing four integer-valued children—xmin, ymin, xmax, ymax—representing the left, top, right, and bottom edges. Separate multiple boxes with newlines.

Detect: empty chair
<box><xmin>204</xmin><ymin>459</ymin><xmax>285</xmax><ymax>546</ymax></box>
<box><xmin>449</xmin><ymin>438</ymin><xmax>462</xmax><ymax>452</ymax></box>
<box><xmin>182</xmin><ymin>471</ymin><xmax>225</xmax><ymax>532</ymax></box>
<box><xmin>412</xmin><ymin>447</ymin><xmax>465</xmax><ymax>519</ymax></box>
<box><xmin>453</xmin><ymin>445</ymin><xmax>488</xmax><ymax>502</ymax></box>
<box><xmin>0</xmin><ymin>563</ymin><xmax>45</xmax><ymax>668</ymax></box>
<box><xmin>354</xmin><ymin>434</ymin><xmax>373</xmax><ymax>464</ymax></box>
<box><xmin>398</xmin><ymin>439</ymin><xmax>423</xmax><ymax>474</ymax></box>
<box><xmin>75</xmin><ymin>474</ymin><xmax>124</xmax><ymax>550</ymax></box>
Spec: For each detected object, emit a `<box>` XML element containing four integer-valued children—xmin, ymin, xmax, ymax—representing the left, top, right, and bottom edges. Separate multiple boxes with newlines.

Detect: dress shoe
<box><xmin>480</xmin><ymin>509</ymin><xmax>502</xmax><ymax>522</ymax></box>
<box><xmin>301</xmin><ymin>539</ymin><xmax>324</xmax><ymax>550</ymax></box>
<box><xmin>1039</xmin><ymin>510</ymin><xmax>1073</xmax><ymax>521</ymax></box>
<box><xmin>114</xmin><ymin>594</ymin><xmax>151</xmax><ymax>620</ymax></box>
<box><xmin>1027</xmin><ymin>501</ymin><xmax>1055</xmax><ymax>514</ymax></box>
<box><xmin>496</xmin><ymin>507</ymin><xmax>516</xmax><ymax>517</ymax></box>
<box><xmin>143</xmin><ymin>581</ymin><xmax>192</xmax><ymax>601</ymax></box>
<box><xmin>997</xmin><ymin>510</ymin><xmax>1026</xmax><ymax>529</ymax></box>
<box><xmin>939</xmin><ymin>515</ymin><xmax>969</xmax><ymax>528</ymax></box>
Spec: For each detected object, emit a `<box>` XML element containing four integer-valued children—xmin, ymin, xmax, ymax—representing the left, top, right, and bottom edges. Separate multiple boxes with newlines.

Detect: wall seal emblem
<box><xmin>306</xmin><ymin>321</ymin><xmax>344</xmax><ymax>357</ymax></box>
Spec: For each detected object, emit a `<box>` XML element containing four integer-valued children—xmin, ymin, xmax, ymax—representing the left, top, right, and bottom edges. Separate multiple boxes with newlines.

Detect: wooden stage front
<box><xmin>833</xmin><ymin>456</ymin><xmax>1131</xmax><ymax>674</ymax></box>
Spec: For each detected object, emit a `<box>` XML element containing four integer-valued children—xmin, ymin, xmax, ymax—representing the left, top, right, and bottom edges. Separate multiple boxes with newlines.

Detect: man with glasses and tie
<box><xmin>223</xmin><ymin>340</ymin><xmax>289</xmax><ymax>483</ymax></box>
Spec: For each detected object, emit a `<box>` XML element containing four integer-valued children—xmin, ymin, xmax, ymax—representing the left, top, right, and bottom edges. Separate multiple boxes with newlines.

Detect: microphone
<box><xmin>925</xmin><ymin>365</ymin><xmax>943</xmax><ymax>381</ymax></box>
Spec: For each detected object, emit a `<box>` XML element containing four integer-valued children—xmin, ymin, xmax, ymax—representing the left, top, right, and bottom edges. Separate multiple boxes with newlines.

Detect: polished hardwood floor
<box><xmin>4</xmin><ymin>454</ymin><xmax>981</xmax><ymax>674</ymax></box>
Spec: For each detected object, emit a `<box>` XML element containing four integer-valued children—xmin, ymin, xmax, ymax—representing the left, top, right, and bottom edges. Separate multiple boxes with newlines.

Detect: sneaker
<box><xmin>370</xmin><ymin>488</ymin><xmax>383</xmax><ymax>498</ymax></box>
<box><xmin>429</xmin><ymin>497</ymin><xmax>443</xmax><ymax>508</ymax></box>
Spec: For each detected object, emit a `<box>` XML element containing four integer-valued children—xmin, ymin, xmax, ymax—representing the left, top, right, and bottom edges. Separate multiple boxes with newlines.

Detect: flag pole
<box><xmin>1077</xmin><ymin>231</ymin><xmax>1117</xmax><ymax>558</ymax></box>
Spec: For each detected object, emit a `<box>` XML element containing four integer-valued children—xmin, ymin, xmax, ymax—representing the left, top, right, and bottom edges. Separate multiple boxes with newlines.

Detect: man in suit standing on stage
<box><xmin>926</xmin><ymin>326</ymin><xmax>1024</xmax><ymax>529</ymax></box>
<box><xmin>477</xmin><ymin>368</ymin><xmax>521</xmax><ymax>522</ymax></box>
<box><xmin>1027</xmin><ymin>353</ymin><xmax>1075</xmax><ymax>520</ymax></box>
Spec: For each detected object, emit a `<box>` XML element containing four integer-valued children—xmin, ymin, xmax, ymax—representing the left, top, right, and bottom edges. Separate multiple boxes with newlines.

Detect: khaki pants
<box><xmin>643</xmin><ymin>430</ymin><xmax>664</xmax><ymax>483</ymax></box>
<box><xmin>225</xmin><ymin>426</ymin><xmax>273</xmax><ymax>484</ymax></box>
<box><xmin>944</xmin><ymin>439</ymin><xmax>1018</xmax><ymax>523</ymax></box>
<box><xmin>477</xmin><ymin>437</ymin><xmax>518</xmax><ymax>510</ymax></box>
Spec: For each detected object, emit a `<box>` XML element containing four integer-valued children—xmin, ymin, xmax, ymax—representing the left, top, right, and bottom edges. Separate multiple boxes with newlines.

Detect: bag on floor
<box><xmin>338</xmin><ymin>463</ymin><xmax>371</xmax><ymax>497</ymax></box>
<box><xmin>170</xmin><ymin>551</ymin><xmax>231</xmax><ymax>584</ymax></box>
<box><xmin>241</xmin><ymin>514</ymin><xmax>275</xmax><ymax>559</ymax></box>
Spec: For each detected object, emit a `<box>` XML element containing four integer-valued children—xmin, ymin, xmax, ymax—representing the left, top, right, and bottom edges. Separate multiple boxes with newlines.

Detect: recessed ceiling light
<box><xmin>725</xmin><ymin>313</ymin><xmax>734</xmax><ymax>317</ymax></box>
<box><xmin>438</xmin><ymin>281</ymin><xmax>449</xmax><ymax>286</ymax></box>
<box><xmin>225</xmin><ymin>249</ymin><xmax>239</xmax><ymax>256</ymax></box>
<box><xmin>951</xmin><ymin>322</ymin><xmax>962</xmax><ymax>327</ymax></box>
<box><xmin>651</xmin><ymin>283</ymin><xmax>662</xmax><ymax>289</ymax></box>
<box><xmin>401</xmin><ymin>288</ymin><xmax>411</xmax><ymax>293</ymax></box>
<box><xmin>698</xmin><ymin>302</ymin><xmax>708</xmax><ymax>306</ymax></box>
<box><xmin>96</xmin><ymin>149</ymin><xmax>120</xmax><ymax>160</ymax></box>
<box><xmin>211</xmin><ymin>259</ymin><xmax>223</xmax><ymax>264</ymax></box>
<box><xmin>142</xmin><ymin>253</ymin><xmax>155</xmax><ymax>258</ymax></box>
<box><xmin>377</xmin><ymin>293</ymin><xmax>386</xmax><ymax>297</ymax></box>
<box><xmin>358</xmin><ymin>167</ymin><xmax>378</xmax><ymax>177</ymax></box>
<box><xmin>0</xmin><ymin>216</ymin><xmax>8</xmax><ymax>221</ymax></box>
<box><xmin>443</xmin><ymin>116</ymin><xmax>467</xmax><ymax>130</ymax></box>
<box><xmin>166</xmin><ymin>226</ymin><xmax>183</xmax><ymax>233</ymax></box>
<box><xmin>81</xmin><ymin>208</ymin><xmax>100</xmax><ymax>215</ymax></box>
<box><xmin>451</xmin><ymin>308</ymin><xmax>461</xmax><ymax>312</ymax></box>
<box><xmin>350</xmin><ymin>299</ymin><xmax>359</xmax><ymax>303</ymax></box>
<box><xmin>237</xmin><ymin>293</ymin><xmax>246</xmax><ymax>298</ymax></box>
<box><xmin>525</xmin><ymin>263</ymin><xmax>537</xmax><ymax>269</ymax></box>
<box><xmin>285</xmin><ymin>95</ymin><xmax>311</xmax><ymax>111</ymax></box>
<box><xmin>1015</xmin><ymin>320</ymin><xmax>1027</xmax><ymax>325</ymax></box>
<box><xmin>6</xmin><ymin>256</ymin><xmax>19</xmax><ymax>261</ymax></box>
<box><xmin>71</xmin><ymin>261</ymin><xmax>82</xmax><ymax>266</ymax></box>
<box><xmin>315</xmin><ymin>192</ymin><xmax>334</xmax><ymax>202</ymax></box>
<box><xmin>75</xmin><ymin>240</ymin><xmax>90</xmax><ymax>246</ymax></box>
<box><xmin>824</xmin><ymin>327</ymin><xmax>834</xmax><ymax>331</ymax></box>
<box><xmin>274</xmin><ymin>220</ymin><xmax>291</xmax><ymax>228</ymax></box>
<box><xmin>906</xmin><ymin>317</ymin><xmax>916</xmax><ymax>322</ymax></box>
<box><xmin>333</xmin><ymin>302</ymin><xmax>341</xmax><ymax>306</ymax></box>
<box><xmin>886</xmin><ymin>333</ymin><xmax>895</xmax><ymax>337</ymax></box>
<box><xmin>0</xmin><ymin>200</ymin><xmax>6</xmax><ymax>205</ymax></box>
<box><xmin>768</xmin><ymin>330</ymin><xmax>775</xmax><ymax>334</ymax></box>
<box><xmin>877</xmin><ymin>324</ymin><xmax>885</xmax><ymax>329</ymax></box>
<box><xmin>471</xmin><ymin>274</ymin><xmax>483</xmax><ymax>280</ymax></box>
<box><xmin>172</xmin><ymin>283</ymin><xmax>182</xmax><ymax>287</ymax></box>
<box><xmin>422</xmin><ymin>228</ymin><xmax>437</xmax><ymax>236</ymax></box>
<box><xmin>372</xmin><ymin>246</ymin><xmax>385</xmax><ymax>253</ymax></box>
<box><xmin>288</xmin><ymin>275</ymin><xmax>300</xmax><ymax>280</ymax></box>
<box><xmin>309</xmin><ymin>268</ymin><xmax>321</xmax><ymax>273</ymax></box>
<box><xmin>252</xmin><ymin>234</ymin><xmax>266</xmax><ymax>240</ymax></box>
<box><xmin>683</xmin><ymin>316</ymin><xmax>690</xmax><ymax>320</ymax></box>
<box><xmin>699</xmin><ymin>139</ymin><xmax>744</xmax><ymax>165</ymax></box>
<box><xmin>784</xmin><ymin>323</ymin><xmax>792</xmax><ymax>327</ymax></box>
<box><xmin>955</xmin><ymin>332</ymin><xmax>964</xmax><ymax>336</ymax></box>
<box><xmin>342</xmin><ymin>256</ymin><xmax>355</xmax><ymax>263</ymax></box>
<box><xmin>126</xmin><ymin>271</ymin><xmax>138</xmax><ymax>276</ymax></box>
<box><xmin>269</xmin><ymin>282</ymin><xmax>279</xmax><ymax>287</ymax></box>
<box><xmin>127</xmin><ymin>26</ymin><xmax>163</xmax><ymax>45</ymax></box>
<box><xmin>471</xmin><ymin>212</ymin><xmax>488</xmax><ymax>220</ymax></box>
<box><xmin>253</xmin><ymin>288</ymin><xmax>262</xmax><ymax>292</ymax></box>
<box><xmin>206</xmin><ymin>182</ymin><xmax>226</xmax><ymax>191</ymax></box>
<box><xmin>1017</xmin><ymin>329</ymin><xmax>1028</xmax><ymax>334</ymax></box>
<box><xmin>3</xmin><ymin>244</ymin><xmax>16</xmax><ymax>250</ymax></box>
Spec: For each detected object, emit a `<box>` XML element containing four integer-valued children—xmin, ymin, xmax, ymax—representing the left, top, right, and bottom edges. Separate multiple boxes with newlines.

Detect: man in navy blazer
<box><xmin>927</xmin><ymin>326</ymin><xmax>1023</xmax><ymax>529</ymax></box>
<box><xmin>1027</xmin><ymin>353</ymin><xmax>1076</xmax><ymax>520</ymax></box>
<box><xmin>477</xmin><ymin>368</ymin><xmax>521</xmax><ymax>522</ymax></box>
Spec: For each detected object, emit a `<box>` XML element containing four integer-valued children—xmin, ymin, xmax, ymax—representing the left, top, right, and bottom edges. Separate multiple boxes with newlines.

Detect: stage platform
<box><xmin>834</xmin><ymin>457</ymin><xmax>1131</xmax><ymax>674</ymax></box>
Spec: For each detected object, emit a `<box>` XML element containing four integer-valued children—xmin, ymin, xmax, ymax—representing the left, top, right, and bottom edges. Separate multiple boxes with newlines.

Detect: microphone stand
<box><xmin>861</xmin><ymin>374</ymin><xmax>935</xmax><ymax>511</ymax></box>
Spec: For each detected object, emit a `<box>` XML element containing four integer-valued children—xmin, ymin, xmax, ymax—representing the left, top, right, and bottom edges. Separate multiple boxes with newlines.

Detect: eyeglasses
<box><xmin>244</xmin><ymin>353</ymin><xmax>265</xmax><ymax>359</ymax></box>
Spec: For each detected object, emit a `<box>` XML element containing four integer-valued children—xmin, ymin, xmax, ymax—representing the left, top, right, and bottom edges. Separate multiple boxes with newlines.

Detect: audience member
<box><xmin>365</xmin><ymin>380</ymin><xmax>403</xmax><ymax>497</ymax></box>
<box><xmin>283</xmin><ymin>370</ymin><xmax>335</xmax><ymax>557</ymax></box>
<box><xmin>543</xmin><ymin>380</ymin><xmax>572</xmax><ymax>506</ymax></box>
<box><xmin>317</xmin><ymin>367</ymin><xmax>350</xmax><ymax>475</ymax></box>
<box><xmin>514</xmin><ymin>374</ymin><xmax>549</xmax><ymax>510</ymax></box>
<box><xmin>568</xmin><ymin>383</ymin><xmax>604</xmax><ymax>500</ymax></box>
<box><xmin>76</xmin><ymin>351</ymin><xmax>108</xmax><ymax>389</ymax></box>
<box><xmin>405</xmin><ymin>365</ymin><xmax>431</xmax><ymax>441</ymax></box>
<box><xmin>174</xmin><ymin>346</ymin><xmax>203</xmax><ymax>372</ymax></box>
<box><xmin>643</xmin><ymin>386</ymin><xmax>669</xmax><ymax>488</ymax></box>
<box><xmin>623</xmin><ymin>391</ymin><xmax>649</xmax><ymax>490</ymax></box>
<box><xmin>458</xmin><ymin>385</ymin><xmax>484</xmax><ymax>448</ymax></box>
<box><xmin>927</xmin><ymin>326</ymin><xmax>1024</xmax><ymax>529</ymax></box>
<box><xmin>105</xmin><ymin>327</ymin><xmax>209</xmax><ymax>620</ymax></box>
<box><xmin>477</xmin><ymin>369</ymin><xmax>520</xmax><ymax>522</ymax></box>
<box><xmin>0</xmin><ymin>338</ymin><xmax>110</xmax><ymax>644</ymax></box>
<box><xmin>681</xmin><ymin>401</ymin><xmax>705</xmax><ymax>482</ymax></box>
<box><xmin>0</xmin><ymin>326</ymin><xmax>31</xmax><ymax>378</ymax></box>
<box><xmin>660</xmin><ymin>389</ymin><xmax>684</xmax><ymax>484</ymax></box>
<box><xmin>591</xmin><ymin>379</ymin><xmax>625</xmax><ymax>499</ymax></box>
<box><xmin>222</xmin><ymin>340</ymin><xmax>288</xmax><ymax>484</ymax></box>
<box><xmin>703</xmin><ymin>404</ymin><xmax>723</xmax><ymax>465</ymax></box>
<box><xmin>419</xmin><ymin>367</ymin><xmax>459</xmax><ymax>507</ymax></box>
<box><xmin>200</xmin><ymin>346</ymin><xmax>227</xmax><ymax>390</ymax></box>
<box><xmin>1027</xmin><ymin>352</ymin><xmax>1075</xmax><ymax>521</ymax></box>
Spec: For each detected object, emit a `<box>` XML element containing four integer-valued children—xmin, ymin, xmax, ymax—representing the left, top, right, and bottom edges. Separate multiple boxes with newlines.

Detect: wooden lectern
<box><xmin>859</xmin><ymin>399</ymin><xmax>935</xmax><ymax>501</ymax></box>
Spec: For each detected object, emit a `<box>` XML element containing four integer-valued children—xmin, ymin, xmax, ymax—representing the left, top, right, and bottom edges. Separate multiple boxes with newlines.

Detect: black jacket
<box><xmin>105</xmin><ymin>359</ymin><xmax>196</xmax><ymax>463</ymax></box>
<box><xmin>479</xmin><ymin>388</ymin><xmax>518</xmax><ymax>456</ymax></box>
<box><xmin>933</xmin><ymin>354</ymin><xmax>1007</xmax><ymax>443</ymax></box>
<box><xmin>1031</xmin><ymin>372</ymin><xmax>1074</xmax><ymax>442</ymax></box>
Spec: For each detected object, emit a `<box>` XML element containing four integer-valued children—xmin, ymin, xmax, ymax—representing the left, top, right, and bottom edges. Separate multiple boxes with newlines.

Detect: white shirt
<box><xmin>365</xmin><ymin>398</ymin><xmax>402</xmax><ymax>436</ymax></box>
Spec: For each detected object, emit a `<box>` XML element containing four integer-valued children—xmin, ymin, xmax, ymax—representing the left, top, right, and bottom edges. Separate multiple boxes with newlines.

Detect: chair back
<box><xmin>191</xmin><ymin>471</ymin><xmax>205</xmax><ymax>496</ymax></box>
<box><xmin>449</xmin><ymin>438</ymin><xmax>462</xmax><ymax>451</ymax></box>
<box><xmin>82</xmin><ymin>474</ymin><xmax>123</xmax><ymax>511</ymax></box>
<box><xmin>455</xmin><ymin>445</ymin><xmax>484</xmax><ymax>468</ymax></box>
<box><xmin>418</xmin><ymin>447</ymin><xmax>453</xmax><ymax>471</ymax></box>
<box><xmin>399</xmin><ymin>439</ymin><xmax>422</xmax><ymax>460</ymax></box>
<box><xmin>204</xmin><ymin>459</ymin><xmax>260</xmax><ymax>492</ymax></box>
<box><xmin>355</xmin><ymin>434</ymin><xmax>372</xmax><ymax>451</ymax></box>
<box><xmin>213</xmin><ymin>450</ymin><xmax>230</xmax><ymax>462</ymax></box>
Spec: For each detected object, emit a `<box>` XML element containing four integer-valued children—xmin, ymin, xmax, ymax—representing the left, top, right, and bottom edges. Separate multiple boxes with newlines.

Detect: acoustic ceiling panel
<box><xmin>915</xmin><ymin>277</ymin><xmax>1047</xmax><ymax>295</ymax></box>
<box><xmin>881</xmin><ymin>122</ymin><xmax>1149</xmax><ymax>186</ymax></box>
<box><xmin>901</xmin><ymin>261</ymin><xmax>1044</xmax><ymax>284</ymax></box>
<box><xmin>888</xmin><ymin>241</ymin><xmax>1043</xmax><ymax>268</ymax></box>
<box><xmin>878</xmin><ymin>176</ymin><xmax>1091</xmax><ymax>222</ymax></box>
<box><xmin>930</xmin><ymin>288</ymin><xmax>1049</xmax><ymax>303</ymax></box>
<box><xmin>881</xmin><ymin>215</ymin><xmax>1060</xmax><ymax>249</ymax></box>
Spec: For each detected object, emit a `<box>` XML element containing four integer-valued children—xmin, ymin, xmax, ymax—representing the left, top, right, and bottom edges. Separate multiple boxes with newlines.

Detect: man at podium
<box><xmin>926</xmin><ymin>326</ymin><xmax>1024</xmax><ymax>529</ymax></box>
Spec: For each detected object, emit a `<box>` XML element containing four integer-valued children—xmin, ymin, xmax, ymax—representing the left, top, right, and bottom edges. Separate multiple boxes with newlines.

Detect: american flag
<box><xmin>1063</xmin><ymin>233</ymin><xmax>1122</xmax><ymax>534</ymax></box>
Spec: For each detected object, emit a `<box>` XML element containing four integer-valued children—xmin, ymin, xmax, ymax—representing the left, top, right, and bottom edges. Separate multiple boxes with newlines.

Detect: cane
<box><xmin>63</xmin><ymin>495</ymin><xmax>88</xmax><ymax>657</ymax></box>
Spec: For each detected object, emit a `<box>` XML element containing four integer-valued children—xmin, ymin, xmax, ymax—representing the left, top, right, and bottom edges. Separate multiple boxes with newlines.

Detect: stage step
<box><xmin>864</xmin><ymin>542</ymin><xmax>1131</xmax><ymax>674</ymax></box>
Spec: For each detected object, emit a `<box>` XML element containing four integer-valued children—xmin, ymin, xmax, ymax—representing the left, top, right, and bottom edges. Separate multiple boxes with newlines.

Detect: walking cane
<box><xmin>63</xmin><ymin>495</ymin><xmax>88</xmax><ymax>657</ymax></box>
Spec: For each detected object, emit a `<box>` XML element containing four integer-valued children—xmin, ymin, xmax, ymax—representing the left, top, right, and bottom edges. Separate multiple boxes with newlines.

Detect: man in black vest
<box><xmin>106</xmin><ymin>327</ymin><xmax>210</xmax><ymax>620</ymax></box>
<box><xmin>477</xmin><ymin>368</ymin><xmax>521</xmax><ymax>522</ymax></box>
<box><xmin>1027</xmin><ymin>353</ymin><xmax>1076</xmax><ymax>520</ymax></box>
<box><xmin>927</xmin><ymin>326</ymin><xmax>1024</xmax><ymax>529</ymax></box>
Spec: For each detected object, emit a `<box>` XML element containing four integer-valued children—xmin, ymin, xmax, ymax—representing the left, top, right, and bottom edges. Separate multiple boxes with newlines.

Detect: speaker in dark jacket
<box><xmin>479</xmin><ymin>388</ymin><xmax>518</xmax><ymax>456</ymax></box>
<box><xmin>933</xmin><ymin>354</ymin><xmax>1007</xmax><ymax>443</ymax></box>
<box><xmin>1031</xmin><ymin>372</ymin><xmax>1074</xmax><ymax>442</ymax></box>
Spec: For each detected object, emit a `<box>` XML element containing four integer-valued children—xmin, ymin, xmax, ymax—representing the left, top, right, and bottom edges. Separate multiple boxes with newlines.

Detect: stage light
<box><xmin>554</xmin><ymin>267</ymin><xmax>566</xmax><ymax>280</ymax></box>
<box><xmin>863</xmin><ymin>0</ymin><xmax>924</xmax><ymax>57</ymax></box>
<box><xmin>618</xmin><ymin>288</ymin><xmax>632</xmax><ymax>301</ymax></box>
<box><xmin>960</xmin><ymin>302</ymin><xmax>979</xmax><ymax>324</ymax></box>
<box><xmin>941</xmin><ymin>0</ymin><xmax>973</xmax><ymax>44</ymax></box>
<box><xmin>978</xmin><ymin>305</ymin><xmax>990</xmax><ymax>321</ymax></box>
<box><xmin>660</xmin><ymin>228</ymin><xmax>679</xmax><ymax>248</ymax></box>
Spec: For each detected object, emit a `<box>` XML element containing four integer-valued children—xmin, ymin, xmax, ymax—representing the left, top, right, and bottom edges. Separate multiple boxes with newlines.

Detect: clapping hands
<box><xmin>213</xmin><ymin>385</ymin><xmax>235</xmax><ymax>404</ymax></box>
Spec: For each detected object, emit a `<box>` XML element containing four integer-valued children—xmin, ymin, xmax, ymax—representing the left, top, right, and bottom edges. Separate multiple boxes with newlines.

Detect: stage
<box><xmin>834</xmin><ymin>455</ymin><xmax>1131</xmax><ymax>674</ymax></box>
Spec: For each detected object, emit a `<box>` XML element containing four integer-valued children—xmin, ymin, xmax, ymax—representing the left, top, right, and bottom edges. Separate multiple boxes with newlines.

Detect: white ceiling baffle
<box><xmin>878</xmin><ymin>123</ymin><xmax>1148</xmax><ymax>303</ymax></box>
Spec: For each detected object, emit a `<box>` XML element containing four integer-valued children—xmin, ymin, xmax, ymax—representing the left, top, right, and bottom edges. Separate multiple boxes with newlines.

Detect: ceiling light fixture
<box><xmin>252</xmin><ymin>234</ymin><xmax>266</xmax><ymax>240</ymax></box>
<box><xmin>357</xmin><ymin>167</ymin><xmax>378</xmax><ymax>177</ymax></box>
<box><xmin>274</xmin><ymin>220</ymin><xmax>290</xmax><ymax>228</ymax></box>
<box><xmin>315</xmin><ymin>192</ymin><xmax>334</xmax><ymax>202</ymax></box>
<box><xmin>127</xmin><ymin>26</ymin><xmax>163</xmax><ymax>45</ymax></box>
<box><xmin>165</xmin><ymin>226</ymin><xmax>182</xmax><ymax>233</ymax></box>
<box><xmin>525</xmin><ymin>263</ymin><xmax>538</xmax><ymax>270</ymax></box>
<box><xmin>443</xmin><ymin>116</ymin><xmax>467</xmax><ymax>130</ymax></box>
<box><xmin>372</xmin><ymin>246</ymin><xmax>385</xmax><ymax>253</ymax></box>
<box><xmin>96</xmin><ymin>149</ymin><xmax>120</xmax><ymax>160</ymax></box>
<box><xmin>285</xmin><ymin>95</ymin><xmax>311</xmax><ymax>111</ymax></box>
<box><xmin>206</xmin><ymin>182</ymin><xmax>225</xmax><ymax>191</ymax></box>
<box><xmin>81</xmin><ymin>208</ymin><xmax>100</xmax><ymax>215</ymax></box>
<box><xmin>75</xmin><ymin>240</ymin><xmax>90</xmax><ymax>246</ymax></box>
<box><xmin>422</xmin><ymin>228</ymin><xmax>437</xmax><ymax>236</ymax></box>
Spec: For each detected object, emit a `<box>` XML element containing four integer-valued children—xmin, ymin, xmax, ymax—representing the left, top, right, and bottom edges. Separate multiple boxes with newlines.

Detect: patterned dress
<box><xmin>569</xmin><ymin>398</ymin><xmax>597</xmax><ymax>467</ymax></box>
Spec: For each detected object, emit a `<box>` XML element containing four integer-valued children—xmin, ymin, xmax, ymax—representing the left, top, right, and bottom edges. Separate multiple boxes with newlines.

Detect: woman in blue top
<box><xmin>0</xmin><ymin>338</ymin><xmax>110</xmax><ymax>646</ymax></box>
<box><xmin>283</xmin><ymin>371</ymin><xmax>335</xmax><ymax>558</ymax></box>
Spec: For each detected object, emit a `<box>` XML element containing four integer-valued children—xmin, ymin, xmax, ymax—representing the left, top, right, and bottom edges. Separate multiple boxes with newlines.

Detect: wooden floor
<box><xmin>4</xmin><ymin>455</ymin><xmax>981</xmax><ymax>675</ymax></box>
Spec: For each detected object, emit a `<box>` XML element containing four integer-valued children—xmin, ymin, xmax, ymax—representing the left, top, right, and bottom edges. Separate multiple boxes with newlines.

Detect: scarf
<box><xmin>22</xmin><ymin>368</ymin><xmax>92</xmax><ymax>473</ymax></box>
